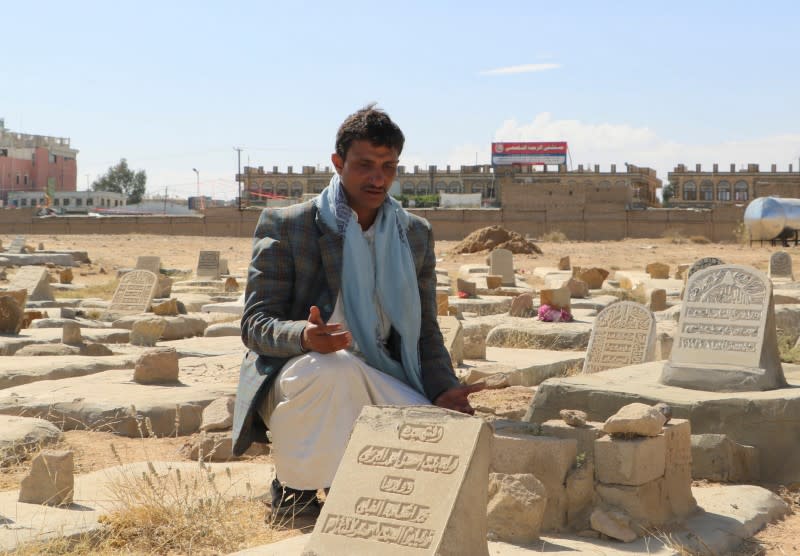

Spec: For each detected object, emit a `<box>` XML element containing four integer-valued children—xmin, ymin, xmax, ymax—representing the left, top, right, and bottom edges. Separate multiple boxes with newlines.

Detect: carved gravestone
<box><xmin>107</xmin><ymin>270</ymin><xmax>158</xmax><ymax>314</ymax></box>
<box><xmin>7</xmin><ymin>266</ymin><xmax>54</xmax><ymax>301</ymax></box>
<box><xmin>686</xmin><ymin>257</ymin><xmax>724</xmax><ymax>279</ymax></box>
<box><xmin>488</xmin><ymin>249</ymin><xmax>515</xmax><ymax>287</ymax></box>
<box><xmin>437</xmin><ymin>316</ymin><xmax>463</xmax><ymax>366</ymax></box>
<box><xmin>583</xmin><ymin>301</ymin><xmax>657</xmax><ymax>374</ymax></box>
<box><xmin>7</xmin><ymin>236</ymin><xmax>26</xmax><ymax>254</ymax></box>
<box><xmin>769</xmin><ymin>251</ymin><xmax>793</xmax><ymax>280</ymax></box>
<box><xmin>196</xmin><ymin>250</ymin><xmax>221</xmax><ymax>279</ymax></box>
<box><xmin>303</xmin><ymin>406</ymin><xmax>491</xmax><ymax>556</ymax></box>
<box><xmin>660</xmin><ymin>264</ymin><xmax>787</xmax><ymax>391</ymax></box>
<box><xmin>135</xmin><ymin>256</ymin><xmax>161</xmax><ymax>275</ymax></box>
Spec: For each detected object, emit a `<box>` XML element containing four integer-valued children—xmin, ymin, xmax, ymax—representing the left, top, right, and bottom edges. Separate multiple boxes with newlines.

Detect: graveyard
<box><xmin>1</xmin><ymin>231</ymin><xmax>799</xmax><ymax>554</ymax></box>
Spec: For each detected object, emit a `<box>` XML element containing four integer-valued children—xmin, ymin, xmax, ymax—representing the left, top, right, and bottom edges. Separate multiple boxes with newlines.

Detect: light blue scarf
<box><xmin>315</xmin><ymin>174</ymin><xmax>425</xmax><ymax>396</ymax></box>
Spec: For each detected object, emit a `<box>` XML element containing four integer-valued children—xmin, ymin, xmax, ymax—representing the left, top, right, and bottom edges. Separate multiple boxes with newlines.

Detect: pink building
<box><xmin>0</xmin><ymin>118</ymin><xmax>78</xmax><ymax>203</ymax></box>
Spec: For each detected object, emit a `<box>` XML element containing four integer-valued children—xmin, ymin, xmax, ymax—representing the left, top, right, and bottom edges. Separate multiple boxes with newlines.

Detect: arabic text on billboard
<box><xmin>491</xmin><ymin>142</ymin><xmax>568</xmax><ymax>166</ymax></box>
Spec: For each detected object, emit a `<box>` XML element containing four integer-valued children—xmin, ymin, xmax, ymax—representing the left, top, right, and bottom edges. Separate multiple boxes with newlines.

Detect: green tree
<box><xmin>92</xmin><ymin>159</ymin><xmax>147</xmax><ymax>204</ymax></box>
<box><xmin>660</xmin><ymin>183</ymin><xmax>675</xmax><ymax>206</ymax></box>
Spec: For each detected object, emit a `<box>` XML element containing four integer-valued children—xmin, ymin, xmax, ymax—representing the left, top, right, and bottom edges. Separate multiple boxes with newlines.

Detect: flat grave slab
<box><xmin>0</xmin><ymin>327</ymin><xmax>130</xmax><ymax>355</ymax></box>
<box><xmin>201</xmin><ymin>300</ymin><xmax>245</xmax><ymax>315</ymax></box>
<box><xmin>449</xmin><ymin>295</ymin><xmax>512</xmax><ymax>317</ymax></box>
<box><xmin>526</xmin><ymin>361</ymin><xmax>800</xmax><ymax>483</ymax></box>
<box><xmin>463</xmin><ymin>347</ymin><xmax>586</xmax><ymax>386</ymax></box>
<box><xmin>0</xmin><ymin>353</ymin><xmax>140</xmax><ymax>389</ymax></box>
<box><xmin>0</xmin><ymin>415</ymin><xmax>62</xmax><ymax>463</ymax></box>
<box><xmin>0</xmin><ymin>461</ymin><xmax>273</xmax><ymax>553</ymax></box>
<box><xmin>486</xmin><ymin>319</ymin><xmax>593</xmax><ymax>350</ymax></box>
<box><xmin>0</xmin><ymin>253</ymin><xmax>75</xmax><ymax>266</ymax></box>
<box><xmin>231</xmin><ymin>484</ymin><xmax>787</xmax><ymax>556</ymax></box>
<box><xmin>0</xmin><ymin>366</ymin><xmax>237</xmax><ymax>436</ymax></box>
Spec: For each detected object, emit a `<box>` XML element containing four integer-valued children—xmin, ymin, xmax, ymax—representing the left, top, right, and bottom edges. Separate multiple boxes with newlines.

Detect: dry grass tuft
<box><xmin>540</xmin><ymin>230</ymin><xmax>568</xmax><ymax>243</ymax></box>
<box><xmin>603</xmin><ymin>288</ymin><xmax>647</xmax><ymax>305</ymax></box>
<box><xmin>777</xmin><ymin>334</ymin><xmax>800</xmax><ymax>364</ymax></box>
<box><xmin>662</xmin><ymin>228</ymin><xmax>687</xmax><ymax>245</ymax></box>
<box><xmin>55</xmin><ymin>280</ymin><xmax>119</xmax><ymax>300</ymax></box>
<box><xmin>689</xmin><ymin>235</ymin><xmax>711</xmax><ymax>244</ymax></box>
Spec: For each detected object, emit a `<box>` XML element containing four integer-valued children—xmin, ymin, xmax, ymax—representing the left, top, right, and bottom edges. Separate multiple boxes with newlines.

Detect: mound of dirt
<box><xmin>452</xmin><ymin>225</ymin><xmax>543</xmax><ymax>255</ymax></box>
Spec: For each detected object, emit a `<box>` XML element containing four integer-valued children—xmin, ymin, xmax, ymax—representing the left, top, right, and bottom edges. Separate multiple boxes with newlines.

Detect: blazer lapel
<box><xmin>317</xmin><ymin>214</ymin><xmax>343</xmax><ymax>311</ymax></box>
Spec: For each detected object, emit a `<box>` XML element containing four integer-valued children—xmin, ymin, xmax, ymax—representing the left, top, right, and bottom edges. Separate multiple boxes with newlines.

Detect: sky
<box><xmin>2</xmin><ymin>0</ymin><xmax>799</xmax><ymax>200</ymax></box>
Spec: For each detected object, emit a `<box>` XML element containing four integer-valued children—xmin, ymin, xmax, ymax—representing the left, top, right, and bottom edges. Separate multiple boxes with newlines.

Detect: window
<box><xmin>63</xmin><ymin>198</ymin><xmax>70</xmax><ymax>206</ymax></box>
<box><xmin>23</xmin><ymin>175</ymin><xmax>28</xmax><ymax>186</ymax></box>
<box><xmin>49</xmin><ymin>153</ymin><xmax>56</xmax><ymax>163</ymax></box>
<box><xmin>76</xmin><ymin>198</ymin><xmax>83</xmax><ymax>206</ymax></box>
<box><xmin>682</xmin><ymin>181</ymin><xmax>697</xmax><ymax>200</ymax></box>
<box><xmin>700</xmin><ymin>180</ymin><xmax>714</xmax><ymax>201</ymax></box>
<box><xmin>734</xmin><ymin>181</ymin><xmax>749</xmax><ymax>201</ymax></box>
<box><xmin>87</xmin><ymin>198</ymin><xmax>94</xmax><ymax>206</ymax></box>
<box><xmin>21</xmin><ymin>198</ymin><xmax>28</xmax><ymax>206</ymax></box>
<box><xmin>54</xmin><ymin>198</ymin><xmax>60</xmax><ymax>206</ymax></box>
<box><xmin>717</xmin><ymin>181</ymin><xmax>731</xmax><ymax>201</ymax></box>
<box><xmin>15</xmin><ymin>174</ymin><xmax>19</xmax><ymax>185</ymax></box>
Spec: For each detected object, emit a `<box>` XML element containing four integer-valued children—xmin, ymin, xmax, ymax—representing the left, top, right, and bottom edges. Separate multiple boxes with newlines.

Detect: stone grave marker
<box><xmin>107</xmin><ymin>270</ymin><xmax>158</xmax><ymax>314</ymax></box>
<box><xmin>303</xmin><ymin>405</ymin><xmax>491</xmax><ymax>556</ymax></box>
<box><xmin>437</xmin><ymin>315</ymin><xmax>463</xmax><ymax>366</ymax></box>
<box><xmin>135</xmin><ymin>256</ymin><xmax>161</xmax><ymax>275</ymax></box>
<box><xmin>645</xmin><ymin>262</ymin><xmax>670</xmax><ymax>279</ymax></box>
<box><xmin>7</xmin><ymin>266</ymin><xmax>54</xmax><ymax>301</ymax></box>
<box><xmin>583</xmin><ymin>301</ymin><xmax>657</xmax><ymax>374</ymax></box>
<box><xmin>769</xmin><ymin>251</ymin><xmax>793</xmax><ymax>280</ymax></box>
<box><xmin>578</xmin><ymin>267</ymin><xmax>608</xmax><ymax>289</ymax></box>
<box><xmin>660</xmin><ymin>264</ymin><xmax>787</xmax><ymax>391</ymax></box>
<box><xmin>488</xmin><ymin>248</ymin><xmax>515</xmax><ymax>286</ymax></box>
<box><xmin>0</xmin><ymin>295</ymin><xmax>24</xmax><ymax>334</ymax></box>
<box><xmin>7</xmin><ymin>236</ymin><xmax>26</xmax><ymax>254</ymax></box>
<box><xmin>435</xmin><ymin>292</ymin><xmax>449</xmax><ymax>317</ymax></box>
<box><xmin>558</xmin><ymin>256</ymin><xmax>571</xmax><ymax>271</ymax></box>
<box><xmin>196</xmin><ymin>250</ymin><xmax>221</xmax><ymax>279</ymax></box>
<box><xmin>686</xmin><ymin>257</ymin><xmax>724</xmax><ymax>279</ymax></box>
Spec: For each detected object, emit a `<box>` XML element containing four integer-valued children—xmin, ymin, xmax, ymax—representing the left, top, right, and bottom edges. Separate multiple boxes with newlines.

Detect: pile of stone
<box><xmin>452</xmin><ymin>225</ymin><xmax>543</xmax><ymax>255</ymax></box>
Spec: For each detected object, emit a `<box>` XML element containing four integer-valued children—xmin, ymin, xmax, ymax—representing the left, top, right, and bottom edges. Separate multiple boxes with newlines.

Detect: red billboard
<box><xmin>491</xmin><ymin>142</ymin><xmax>568</xmax><ymax>166</ymax></box>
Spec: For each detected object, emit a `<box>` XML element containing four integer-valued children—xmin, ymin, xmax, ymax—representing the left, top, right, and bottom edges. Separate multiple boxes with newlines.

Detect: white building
<box><xmin>6</xmin><ymin>190</ymin><xmax>126</xmax><ymax>213</ymax></box>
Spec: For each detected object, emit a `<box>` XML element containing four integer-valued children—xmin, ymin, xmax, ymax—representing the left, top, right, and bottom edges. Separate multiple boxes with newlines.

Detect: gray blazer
<box><xmin>232</xmin><ymin>200</ymin><xmax>459</xmax><ymax>456</ymax></box>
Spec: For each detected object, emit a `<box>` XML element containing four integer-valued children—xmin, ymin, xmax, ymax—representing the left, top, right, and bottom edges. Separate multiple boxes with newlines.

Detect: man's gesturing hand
<box><xmin>301</xmin><ymin>305</ymin><xmax>352</xmax><ymax>354</ymax></box>
<box><xmin>433</xmin><ymin>383</ymin><xmax>486</xmax><ymax>415</ymax></box>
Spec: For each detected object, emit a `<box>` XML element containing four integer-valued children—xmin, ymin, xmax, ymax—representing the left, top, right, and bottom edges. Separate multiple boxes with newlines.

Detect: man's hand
<box><xmin>301</xmin><ymin>305</ymin><xmax>352</xmax><ymax>354</ymax></box>
<box><xmin>433</xmin><ymin>383</ymin><xmax>486</xmax><ymax>415</ymax></box>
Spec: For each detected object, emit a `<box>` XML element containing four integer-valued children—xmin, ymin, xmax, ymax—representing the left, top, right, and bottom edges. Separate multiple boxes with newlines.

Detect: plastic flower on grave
<box><xmin>457</xmin><ymin>291</ymin><xmax>470</xmax><ymax>299</ymax></box>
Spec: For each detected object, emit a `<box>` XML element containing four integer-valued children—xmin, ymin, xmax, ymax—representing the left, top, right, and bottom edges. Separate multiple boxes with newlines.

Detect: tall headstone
<box><xmin>686</xmin><ymin>257</ymin><xmax>724</xmax><ymax>279</ymax></box>
<box><xmin>107</xmin><ymin>270</ymin><xmax>158</xmax><ymax>314</ymax></box>
<box><xmin>7</xmin><ymin>266</ymin><xmax>54</xmax><ymax>301</ymax></box>
<box><xmin>769</xmin><ymin>251</ymin><xmax>793</xmax><ymax>280</ymax></box>
<box><xmin>135</xmin><ymin>256</ymin><xmax>161</xmax><ymax>275</ymax></box>
<box><xmin>660</xmin><ymin>264</ymin><xmax>787</xmax><ymax>391</ymax></box>
<box><xmin>196</xmin><ymin>250</ymin><xmax>221</xmax><ymax>279</ymax></box>
<box><xmin>488</xmin><ymin>249</ymin><xmax>515</xmax><ymax>287</ymax></box>
<box><xmin>303</xmin><ymin>406</ymin><xmax>491</xmax><ymax>556</ymax></box>
<box><xmin>437</xmin><ymin>316</ymin><xmax>463</xmax><ymax>366</ymax></box>
<box><xmin>7</xmin><ymin>236</ymin><xmax>26</xmax><ymax>254</ymax></box>
<box><xmin>583</xmin><ymin>301</ymin><xmax>657</xmax><ymax>373</ymax></box>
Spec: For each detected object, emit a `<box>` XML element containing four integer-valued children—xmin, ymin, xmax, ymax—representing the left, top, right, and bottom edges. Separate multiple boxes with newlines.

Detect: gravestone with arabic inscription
<box><xmin>769</xmin><ymin>251</ymin><xmax>793</xmax><ymax>280</ymax></box>
<box><xmin>7</xmin><ymin>266</ymin><xmax>54</xmax><ymax>301</ymax></box>
<box><xmin>107</xmin><ymin>270</ymin><xmax>157</xmax><ymax>314</ymax></box>
<box><xmin>7</xmin><ymin>236</ymin><xmax>26</xmax><ymax>254</ymax></box>
<box><xmin>583</xmin><ymin>301</ymin><xmax>656</xmax><ymax>374</ymax></box>
<box><xmin>686</xmin><ymin>257</ymin><xmax>724</xmax><ymax>279</ymax></box>
<box><xmin>303</xmin><ymin>406</ymin><xmax>491</xmax><ymax>556</ymax></box>
<box><xmin>660</xmin><ymin>264</ymin><xmax>786</xmax><ymax>392</ymax></box>
<box><xmin>196</xmin><ymin>251</ymin><xmax>221</xmax><ymax>279</ymax></box>
<box><xmin>488</xmin><ymin>249</ymin><xmax>515</xmax><ymax>286</ymax></box>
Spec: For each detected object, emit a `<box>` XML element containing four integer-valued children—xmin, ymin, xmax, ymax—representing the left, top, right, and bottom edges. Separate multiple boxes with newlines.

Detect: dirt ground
<box><xmin>1</xmin><ymin>231</ymin><xmax>799</xmax><ymax>553</ymax></box>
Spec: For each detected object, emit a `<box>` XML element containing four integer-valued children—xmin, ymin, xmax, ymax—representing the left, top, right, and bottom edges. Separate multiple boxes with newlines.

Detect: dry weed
<box><xmin>777</xmin><ymin>334</ymin><xmax>800</xmax><ymax>364</ymax></box>
<box><xmin>662</xmin><ymin>228</ymin><xmax>687</xmax><ymax>245</ymax></box>
<box><xmin>540</xmin><ymin>230</ymin><xmax>568</xmax><ymax>243</ymax></box>
<box><xmin>54</xmin><ymin>280</ymin><xmax>119</xmax><ymax>300</ymax></box>
<box><xmin>689</xmin><ymin>235</ymin><xmax>711</xmax><ymax>244</ymax></box>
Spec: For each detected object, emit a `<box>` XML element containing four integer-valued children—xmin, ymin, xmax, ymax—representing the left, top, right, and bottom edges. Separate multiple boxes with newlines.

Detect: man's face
<box><xmin>332</xmin><ymin>140</ymin><xmax>399</xmax><ymax>217</ymax></box>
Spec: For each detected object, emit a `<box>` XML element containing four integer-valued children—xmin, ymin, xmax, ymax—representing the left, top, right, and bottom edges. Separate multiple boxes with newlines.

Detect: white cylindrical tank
<box><xmin>744</xmin><ymin>197</ymin><xmax>800</xmax><ymax>241</ymax></box>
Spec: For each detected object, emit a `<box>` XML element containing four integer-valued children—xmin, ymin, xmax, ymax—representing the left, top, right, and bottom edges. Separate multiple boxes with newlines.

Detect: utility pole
<box><xmin>163</xmin><ymin>186</ymin><xmax>168</xmax><ymax>214</ymax></box>
<box><xmin>234</xmin><ymin>146</ymin><xmax>244</xmax><ymax>210</ymax></box>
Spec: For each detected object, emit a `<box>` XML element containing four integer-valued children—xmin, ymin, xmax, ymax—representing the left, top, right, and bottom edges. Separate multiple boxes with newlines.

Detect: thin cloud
<box><xmin>480</xmin><ymin>63</ymin><xmax>560</xmax><ymax>76</ymax></box>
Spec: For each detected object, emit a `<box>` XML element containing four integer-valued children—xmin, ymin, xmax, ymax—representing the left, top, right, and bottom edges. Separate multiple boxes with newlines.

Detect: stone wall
<box><xmin>1</xmin><ymin>204</ymin><xmax>746</xmax><ymax>241</ymax></box>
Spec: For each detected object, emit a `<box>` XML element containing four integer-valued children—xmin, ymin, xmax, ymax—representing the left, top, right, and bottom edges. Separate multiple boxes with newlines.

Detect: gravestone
<box><xmin>303</xmin><ymin>406</ymin><xmax>491</xmax><ymax>556</ymax></box>
<box><xmin>583</xmin><ymin>301</ymin><xmax>657</xmax><ymax>374</ymax></box>
<box><xmin>7</xmin><ymin>266</ymin><xmax>54</xmax><ymax>301</ymax></box>
<box><xmin>539</xmin><ymin>287</ymin><xmax>570</xmax><ymax>311</ymax></box>
<box><xmin>437</xmin><ymin>316</ymin><xmax>463</xmax><ymax>366</ymax></box>
<box><xmin>107</xmin><ymin>270</ymin><xmax>158</xmax><ymax>314</ymax></box>
<box><xmin>196</xmin><ymin>250</ymin><xmax>221</xmax><ymax>279</ymax></box>
<box><xmin>558</xmin><ymin>256</ymin><xmax>571</xmax><ymax>271</ymax></box>
<box><xmin>645</xmin><ymin>262</ymin><xmax>670</xmax><ymax>280</ymax></box>
<box><xmin>578</xmin><ymin>267</ymin><xmax>608</xmax><ymax>289</ymax></box>
<box><xmin>455</xmin><ymin>278</ymin><xmax>476</xmax><ymax>297</ymax></box>
<box><xmin>488</xmin><ymin>249</ymin><xmax>515</xmax><ymax>286</ymax></box>
<box><xmin>7</xmin><ymin>236</ymin><xmax>26</xmax><ymax>254</ymax></box>
<box><xmin>509</xmin><ymin>293</ymin><xmax>534</xmax><ymax>317</ymax></box>
<box><xmin>135</xmin><ymin>256</ymin><xmax>161</xmax><ymax>275</ymax></box>
<box><xmin>660</xmin><ymin>264</ymin><xmax>787</xmax><ymax>391</ymax></box>
<box><xmin>435</xmin><ymin>292</ymin><xmax>449</xmax><ymax>317</ymax></box>
<box><xmin>686</xmin><ymin>257</ymin><xmax>724</xmax><ymax>279</ymax></box>
<box><xmin>769</xmin><ymin>251</ymin><xmax>793</xmax><ymax>280</ymax></box>
<box><xmin>649</xmin><ymin>289</ymin><xmax>667</xmax><ymax>312</ymax></box>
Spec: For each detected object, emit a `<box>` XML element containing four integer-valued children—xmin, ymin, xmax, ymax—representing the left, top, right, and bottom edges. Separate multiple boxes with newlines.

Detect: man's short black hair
<box><xmin>335</xmin><ymin>104</ymin><xmax>405</xmax><ymax>161</ymax></box>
